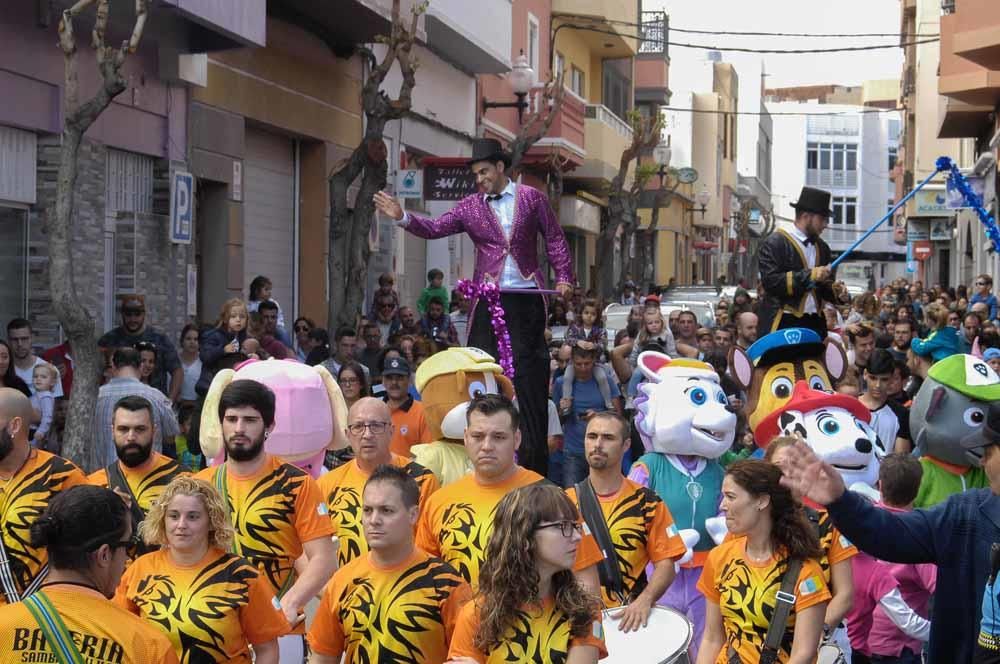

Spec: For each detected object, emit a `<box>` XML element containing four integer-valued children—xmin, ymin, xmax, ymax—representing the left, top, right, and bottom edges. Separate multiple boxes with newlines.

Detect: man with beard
<box><xmin>86</xmin><ymin>396</ymin><xmax>188</xmax><ymax>559</ymax></box>
<box><xmin>317</xmin><ymin>397</ymin><xmax>438</xmax><ymax>568</ymax></box>
<box><xmin>194</xmin><ymin>379</ymin><xmax>336</xmax><ymax>662</ymax></box>
<box><xmin>397</xmin><ymin>306</ymin><xmax>421</xmax><ymax>337</ymax></box>
<box><xmin>0</xmin><ymin>388</ymin><xmax>86</xmax><ymax>606</ymax></box>
<box><xmin>565</xmin><ymin>412</ymin><xmax>685</xmax><ymax>630</ymax></box>
<box><xmin>98</xmin><ymin>296</ymin><xmax>182</xmax><ymax>403</ymax></box>
<box><xmin>92</xmin><ymin>348</ymin><xmax>179</xmax><ymax>470</ymax></box>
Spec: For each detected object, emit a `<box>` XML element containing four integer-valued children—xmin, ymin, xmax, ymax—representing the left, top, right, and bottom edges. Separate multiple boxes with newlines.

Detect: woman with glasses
<box><xmin>292</xmin><ymin>317</ymin><xmax>315</xmax><ymax>362</ymax></box>
<box><xmin>115</xmin><ymin>476</ymin><xmax>289</xmax><ymax>663</ymax></box>
<box><xmin>337</xmin><ymin>361</ymin><xmax>369</xmax><ymax>411</ymax></box>
<box><xmin>0</xmin><ymin>485</ymin><xmax>178</xmax><ymax>663</ymax></box>
<box><xmin>448</xmin><ymin>483</ymin><xmax>606</xmax><ymax>664</ymax></box>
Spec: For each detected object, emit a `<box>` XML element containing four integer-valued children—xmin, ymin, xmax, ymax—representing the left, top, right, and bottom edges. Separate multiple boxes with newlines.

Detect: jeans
<box><xmin>871</xmin><ymin>648</ymin><xmax>922</xmax><ymax>664</ymax></box>
<box><xmin>562</xmin><ymin>450</ymin><xmax>589</xmax><ymax>488</ymax></box>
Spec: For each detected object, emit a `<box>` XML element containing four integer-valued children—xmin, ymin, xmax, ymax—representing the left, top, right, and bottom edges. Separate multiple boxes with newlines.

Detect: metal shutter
<box><xmin>244</xmin><ymin>129</ymin><xmax>295</xmax><ymax>312</ymax></box>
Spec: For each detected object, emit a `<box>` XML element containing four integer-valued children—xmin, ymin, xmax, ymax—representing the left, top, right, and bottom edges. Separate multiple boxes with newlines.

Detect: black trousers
<box><xmin>762</xmin><ymin>310</ymin><xmax>828</xmax><ymax>340</ymax></box>
<box><xmin>468</xmin><ymin>293</ymin><xmax>550</xmax><ymax>476</ymax></box>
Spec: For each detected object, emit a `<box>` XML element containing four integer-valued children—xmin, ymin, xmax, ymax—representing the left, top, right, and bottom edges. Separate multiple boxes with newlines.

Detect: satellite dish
<box><xmin>677</xmin><ymin>167</ymin><xmax>698</xmax><ymax>184</ymax></box>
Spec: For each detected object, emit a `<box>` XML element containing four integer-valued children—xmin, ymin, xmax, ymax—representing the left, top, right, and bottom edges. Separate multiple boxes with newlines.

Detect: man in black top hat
<box><xmin>757</xmin><ymin>186</ymin><xmax>847</xmax><ymax>338</ymax></box>
<box><xmin>373</xmin><ymin>138</ymin><xmax>574</xmax><ymax>477</ymax></box>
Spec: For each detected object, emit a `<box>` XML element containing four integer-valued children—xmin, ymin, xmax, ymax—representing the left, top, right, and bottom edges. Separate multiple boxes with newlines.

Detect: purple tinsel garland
<box><xmin>456</xmin><ymin>279</ymin><xmax>515</xmax><ymax>378</ymax></box>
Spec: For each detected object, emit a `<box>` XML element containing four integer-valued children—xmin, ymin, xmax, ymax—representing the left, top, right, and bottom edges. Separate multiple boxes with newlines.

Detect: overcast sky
<box><xmin>647</xmin><ymin>0</ymin><xmax>906</xmax><ymax>88</ymax></box>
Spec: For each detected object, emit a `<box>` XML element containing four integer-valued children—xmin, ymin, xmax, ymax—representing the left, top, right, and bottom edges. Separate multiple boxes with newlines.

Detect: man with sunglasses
<box><xmin>971</xmin><ymin>274</ymin><xmax>999</xmax><ymax>323</ymax></box>
<box><xmin>317</xmin><ymin>397</ymin><xmax>438</xmax><ymax>567</ymax></box>
<box><xmin>98</xmin><ymin>295</ymin><xmax>183</xmax><ymax>404</ymax></box>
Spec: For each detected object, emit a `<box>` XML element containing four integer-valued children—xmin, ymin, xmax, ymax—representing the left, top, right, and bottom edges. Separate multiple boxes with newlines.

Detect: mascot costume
<box><xmin>411</xmin><ymin>347</ymin><xmax>514</xmax><ymax>485</ymax></box>
<box><xmin>200</xmin><ymin>358</ymin><xmax>349</xmax><ymax>477</ymax></box>
<box><xmin>627</xmin><ymin>353</ymin><xmax>737</xmax><ymax>659</ymax></box>
<box><xmin>910</xmin><ymin>353</ymin><xmax>1000</xmax><ymax>507</ymax></box>
<box><xmin>754</xmin><ymin>381</ymin><xmax>885</xmax><ymax>494</ymax></box>
<box><xmin>729</xmin><ymin>327</ymin><xmax>847</xmax><ymax>434</ymax></box>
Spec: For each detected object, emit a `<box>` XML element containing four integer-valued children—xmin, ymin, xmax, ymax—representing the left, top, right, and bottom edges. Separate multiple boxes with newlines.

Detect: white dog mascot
<box><xmin>754</xmin><ymin>380</ymin><xmax>886</xmax><ymax>493</ymax></box>
<box><xmin>627</xmin><ymin>353</ymin><xmax>737</xmax><ymax>659</ymax></box>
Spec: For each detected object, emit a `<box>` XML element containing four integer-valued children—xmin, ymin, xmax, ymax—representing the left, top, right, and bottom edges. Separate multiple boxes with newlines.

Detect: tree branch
<box><xmin>509</xmin><ymin>73</ymin><xmax>566</xmax><ymax>171</ymax></box>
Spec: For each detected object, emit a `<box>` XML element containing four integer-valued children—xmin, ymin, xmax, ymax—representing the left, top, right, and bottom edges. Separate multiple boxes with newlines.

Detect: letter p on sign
<box><xmin>170</xmin><ymin>171</ymin><xmax>195</xmax><ymax>244</ymax></box>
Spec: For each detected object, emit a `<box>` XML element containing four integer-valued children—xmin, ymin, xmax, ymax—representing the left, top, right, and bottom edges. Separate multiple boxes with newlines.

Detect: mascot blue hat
<box><xmin>747</xmin><ymin>328</ymin><xmax>824</xmax><ymax>366</ymax></box>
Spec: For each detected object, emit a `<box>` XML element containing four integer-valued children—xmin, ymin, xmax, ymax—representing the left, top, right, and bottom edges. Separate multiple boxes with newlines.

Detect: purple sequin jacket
<box><xmin>403</xmin><ymin>184</ymin><xmax>574</xmax><ymax>290</ymax></box>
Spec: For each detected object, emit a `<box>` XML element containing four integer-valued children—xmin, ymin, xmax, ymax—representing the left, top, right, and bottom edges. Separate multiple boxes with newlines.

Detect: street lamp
<box><xmin>653</xmin><ymin>141</ymin><xmax>672</xmax><ymax>186</ymax></box>
<box><xmin>686</xmin><ymin>185</ymin><xmax>711</xmax><ymax>219</ymax></box>
<box><xmin>482</xmin><ymin>51</ymin><xmax>535</xmax><ymax>124</ymax></box>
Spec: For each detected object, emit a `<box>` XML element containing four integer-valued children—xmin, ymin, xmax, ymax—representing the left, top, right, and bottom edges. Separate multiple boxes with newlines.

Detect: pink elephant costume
<box><xmin>199</xmin><ymin>359</ymin><xmax>349</xmax><ymax>477</ymax></box>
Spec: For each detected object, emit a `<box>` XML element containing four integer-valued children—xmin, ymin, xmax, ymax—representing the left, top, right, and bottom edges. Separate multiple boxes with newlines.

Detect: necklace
<box><xmin>0</xmin><ymin>447</ymin><xmax>32</xmax><ymax>483</ymax></box>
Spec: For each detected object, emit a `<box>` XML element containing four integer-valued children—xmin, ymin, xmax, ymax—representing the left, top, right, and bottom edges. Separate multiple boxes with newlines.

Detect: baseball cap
<box><xmin>120</xmin><ymin>295</ymin><xmax>145</xmax><ymax>313</ymax></box>
<box><xmin>382</xmin><ymin>356</ymin><xmax>411</xmax><ymax>376</ymax></box>
<box><xmin>983</xmin><ymin>348</ymin><xmax>1000</xmax><ymax>362</ymax></box>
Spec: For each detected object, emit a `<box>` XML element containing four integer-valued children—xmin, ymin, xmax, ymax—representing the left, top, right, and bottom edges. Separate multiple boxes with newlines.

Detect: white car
<box><xmin>603</xmin><ymin>301</ymin><xmax>716</xmax><ymax>344</ymax></box>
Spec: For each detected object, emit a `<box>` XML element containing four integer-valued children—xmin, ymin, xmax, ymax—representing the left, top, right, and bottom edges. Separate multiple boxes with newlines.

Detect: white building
<box><xmin>767</xmin><ymin>100</ymin><xmax>906</xmax><ymax>284</ymax></box>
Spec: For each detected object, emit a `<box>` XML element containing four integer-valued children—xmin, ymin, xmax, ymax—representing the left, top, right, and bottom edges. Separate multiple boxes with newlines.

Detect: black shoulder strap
<box><xmin>105</xmin><ymin>462</ymin><xmax>148</xmax><ymax>553</ymax></box>
<box><xmin>760</xmin><ymin>557</ymin><xmax>805</xmax><ymax>664</ymax></box>
<box><xmin>574</xmin><ymin>478</ymin><xmax>627</xmax><ymax>604</ymax></box>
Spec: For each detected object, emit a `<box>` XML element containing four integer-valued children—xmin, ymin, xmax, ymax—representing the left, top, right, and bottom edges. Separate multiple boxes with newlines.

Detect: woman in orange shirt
<box><xmin>697</xmin><ymin>460</ymin><xmax>830</xmax><ymax>664</ymax></box>
<box><xmin>115</xmin><ymin>476</ymin><xmax>290</xmax><ymax>663</ymax></box>
<box><xmin>447</xmin><ymin>483</ymin><xmax>606</xmax><ymax>664</ymax></box>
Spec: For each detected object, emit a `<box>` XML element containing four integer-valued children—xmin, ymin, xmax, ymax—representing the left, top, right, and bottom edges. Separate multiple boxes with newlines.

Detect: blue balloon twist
<box><xmin>940</xmin><ymin>155</ymin><xmax>1000</xmax><ymax>253</ymax></box>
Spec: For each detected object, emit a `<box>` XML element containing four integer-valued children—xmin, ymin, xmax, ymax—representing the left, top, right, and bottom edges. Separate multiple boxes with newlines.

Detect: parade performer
<box><xmin>626</xmin><ymin>353</ymin><xmax>737</xmax><ymax>660</ymax></box>
<box><xmin>754</xmin><ymin>381</ymin><xmax>885</xmax><ymax>493</ymax></box>
<box><xmin>374</xmin><ymin>137</ymin><xmax>574</xmax><ymax>475</ymax></box>
<box><xmin>199</xmin><ymin>358</ymin><xmax>349</xmax><ymax>477</ymax></box>
<box><xmin>758</xmin><ymin>186</ymin><xmax>849</xmax><ymax>337</ymax></box>
<box><xmin>909</xmin><ymin>353</ymin><xmax>1000</xmax><ymax>507</ymax></box>
<box><xmin>729</xmin><ymin>327</ymin><xmax>847</xmax><ymax>434</ymax></box>
<box><xmin>410</xmin><ymin>346</ymin><xmax>514</xmax><ymax>485</ymax></box>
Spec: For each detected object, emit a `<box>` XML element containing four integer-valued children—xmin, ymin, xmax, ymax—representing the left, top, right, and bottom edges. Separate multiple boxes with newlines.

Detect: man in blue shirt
<box><xmin>971</xmin><ymin>274</ymin><xmax>999</xmax><ymax>322</ymax></box>
<box><xmin>553</xmin><ymin>345</ymin><xmax>622</xmax><ymax>487</ymax></box>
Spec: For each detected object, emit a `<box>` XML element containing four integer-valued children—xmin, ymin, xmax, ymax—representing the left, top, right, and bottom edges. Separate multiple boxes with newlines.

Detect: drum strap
<box><xmin>574</xmin><ymin>478</ymin><xmax>630</xmax><ymax>605</ymax></box>
<box><xmin>105</xmin><ymin>462</ymin><xmax>151</xmax><ymax>556</ymax></box>
<box><xmin>727</xmin><ymin>557</ymin><xmax>803</xmax><ymax>664</ymax></box>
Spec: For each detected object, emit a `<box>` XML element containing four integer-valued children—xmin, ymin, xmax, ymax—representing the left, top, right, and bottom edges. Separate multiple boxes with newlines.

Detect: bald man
<box><xmin>0</xmin><ymin>388</ymin><xmax>86</xmax><ymax>605</ymax></box>
<box><xmin>735</xmin><ymin>312</ymin><xmax>759</xmax><ymax>350</ymax></box>
<box><xmin>317</xmin><ymin>397</ymin><xmax>439</xmax><ymax>567</ymax></box>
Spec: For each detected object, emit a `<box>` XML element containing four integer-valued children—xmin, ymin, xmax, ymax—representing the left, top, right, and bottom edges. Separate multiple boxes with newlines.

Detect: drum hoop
<box><xmin>600</xmin><ymin>605</ymin><xmax>694</xmax><ymax>664</ymax></box>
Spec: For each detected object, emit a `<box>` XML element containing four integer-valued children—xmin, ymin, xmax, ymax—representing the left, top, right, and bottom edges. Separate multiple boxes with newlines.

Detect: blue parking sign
<box><xmin>170</xmin><ymin>171</ymin><xmax>194</xmax><ymax>244</ymax></box>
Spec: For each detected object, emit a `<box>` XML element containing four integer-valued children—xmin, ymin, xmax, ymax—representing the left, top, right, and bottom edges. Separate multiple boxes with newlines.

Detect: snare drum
<box><xmin>601</xmin><ymin>605</ymin><xmax>693</xmax><ymax>664</ymax></box>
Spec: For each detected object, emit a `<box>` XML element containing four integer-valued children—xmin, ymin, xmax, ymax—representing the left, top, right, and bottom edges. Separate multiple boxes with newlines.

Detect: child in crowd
<box><xmin>417</xmin><ymin>268</ymin><xmax>449</xmax><ymax>315</ymax></box>
<box><xmin>247</xmin><ymin>274</ymin><xmax>292</xmax><ymax>346</ymax></box>
<box><xmin>559</xmin><ymin>298</ymin><xmax>613</xmax><ymax>410</ymax></box>
<box><xmin>173</xmin><ymin>402</ymin><xmax>203</xmax><ymax>470</ymax></box>
<box><xmin>30</xmin><ymin>362</ymin><xmax>59</xmax><ymax>449</ymax></box>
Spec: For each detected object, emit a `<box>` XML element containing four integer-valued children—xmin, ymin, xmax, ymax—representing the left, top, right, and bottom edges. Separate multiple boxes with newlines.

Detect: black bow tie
<box><xmin>487</xmin><ymin>193</ymin><xmax>503</xmax><ymax>202</ymax></box>
<box><xmin>803</xmin><ymin>237</ymin><xmax>815</xmax><ymax>246</ymax></box>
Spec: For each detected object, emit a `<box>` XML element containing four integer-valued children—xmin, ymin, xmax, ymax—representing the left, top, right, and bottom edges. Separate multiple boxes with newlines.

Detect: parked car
<box><xmin>603</xmin><ymin>301</ymin><xmax>715</xmax><ymax>343</ymax></box>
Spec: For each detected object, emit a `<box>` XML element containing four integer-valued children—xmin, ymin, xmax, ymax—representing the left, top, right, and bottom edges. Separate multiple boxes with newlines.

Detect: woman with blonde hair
<box><xmin>448</xmin><ymin>483</ymin><xmax>606</xmax><ymax>663</ymax></box>
<box><xmin>196</xmin><ymin>298</ymin><xmax>250</xmax><ymax>396</ymax></box>
<box><xmin>114</xmin><ymin>476</ymin><xmax>289</xmax><ymax>663</ymax></box>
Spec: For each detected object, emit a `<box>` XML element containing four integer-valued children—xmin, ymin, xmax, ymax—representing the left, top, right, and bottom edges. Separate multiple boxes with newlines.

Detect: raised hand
<box><xmin>777</xmin><ymin>441</ymin><xmax>846</xmax><ymax>506</ymax></box>
<box><xmin>373</xmin><ymin>191</ymin><xmax>404</xmax><ymax>221</ymax></box>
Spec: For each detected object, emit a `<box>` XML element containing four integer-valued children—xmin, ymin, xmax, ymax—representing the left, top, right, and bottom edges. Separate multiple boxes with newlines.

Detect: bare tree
<box><xmin>595</xmin><ymin>110</ymin><xmax>663</xmax><ymax>299</ymax></box>
<box><xmin>53</xmin><ymin>0</ymin><xmax>148</xmax><ymax>468</ymax></box>
<box><xmin>507</xmin><ymin>75</ymin><xmax>565</xmax><ymax>172</ymax></box>
<box><xmin>328</xmin><ymin>0</ymin><xmax>425</xmax><ymax>330</ymax></box>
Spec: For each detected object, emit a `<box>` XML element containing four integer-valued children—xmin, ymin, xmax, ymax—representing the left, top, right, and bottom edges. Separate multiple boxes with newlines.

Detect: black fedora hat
<box><xmin>790</xmin><ymin>186</ymin><xmax>834</xmax><ymax>217</ymax></box>
<box><xmin>467</xmin><ymin>138</ymin><xmax>512</xmax><ymax>168</ymax></box>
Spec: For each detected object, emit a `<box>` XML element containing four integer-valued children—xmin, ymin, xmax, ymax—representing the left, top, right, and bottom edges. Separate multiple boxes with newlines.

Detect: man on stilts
<box><xmin>374</xmin><ymin>138</ymin><xmax>573</xmax><ymax>476</ymax></box>
<box><xmin>758</xmin><ymin>186</ymin><xmax>848</xmax><ymax>338</ymax></box>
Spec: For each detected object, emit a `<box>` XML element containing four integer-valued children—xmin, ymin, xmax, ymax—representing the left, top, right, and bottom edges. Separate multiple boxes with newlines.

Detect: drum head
<box><xmin>600</xmin><ymin>605</ymin><xmax>693</xmax><ymax>664</ymax></box>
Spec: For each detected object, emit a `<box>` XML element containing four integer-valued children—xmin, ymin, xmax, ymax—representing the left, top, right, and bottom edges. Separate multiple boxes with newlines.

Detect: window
<box><xmin>555</xmin><ymin>52</ymin><xmax>565</xmax><ymax>84</ymax></box>
<box><xmin>571</xmin><ymin>66</ymin><xmax>585</xmax><ymax>97</ymax></box>
<box><xmin>0</xmin><ymin>205</ymin><xmax>27</xmax><ymax>327</ymax></box>
<box><xmin>806</xmin><ymin>142</ymin><xmax>858</xmax><ymax>188</ymax></box>
<box><xmin>527</xmin><ymin>15</ymin><xmax>540</xmax><ymax>80</ymax></box>
<box><xmin>888</xmin><ymin>146</ymin><xmax>898</xmax><ymax>171</ymax></box>
<box><xmin>602</xmin><ymin>58</ymin><xmax>632</xmax><ymax>121</ymax></box>
<box><xmin>888</xmin><ymin>199</ymin><xmax>895</xmax><ymax>213</ymax></box>
<box><xmin>830</xmin><ymin>195</ymin><xmax>858</xmax><ymax>225</ymax></box>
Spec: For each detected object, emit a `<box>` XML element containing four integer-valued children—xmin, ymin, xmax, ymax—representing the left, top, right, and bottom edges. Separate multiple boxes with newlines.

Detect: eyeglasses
<box><xmin>340</xmin><ymin>377</ymin><xmax>360</xmax><ymax>385</ymax></box>
<box><xmin>378</xmin><ymin>303</ymin><xmax>394</xmax><ymax>310</ymax></box>
<box><xmin>977</xmin><ymin>282</ymin><xmax>989</xmax><ymax>286</ymax></box>
<box><xmin>535</xmin><ymin>521</ymin><xmax>583</xmax><ymax>538</ymax></box>
<box><xmin>134</xmin><ymin>342</ymin><xmax>157</xmax><ymax>352</ymax></box>
<box><xmin>347</xmin><ymin>421</ymin><xmax>389</xmax><ymax>436</ymax></box>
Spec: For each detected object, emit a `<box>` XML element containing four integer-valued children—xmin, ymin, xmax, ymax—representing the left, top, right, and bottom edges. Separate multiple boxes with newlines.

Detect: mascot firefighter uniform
<box><xmin>627</xmin><ymin>353</ymin><xmax>737</xmax><ymax>660</ymax></box>
<box><xmin>410</xmin><ymin>346</ymin><xmax>514</xmax><ymax>486</ymax></box>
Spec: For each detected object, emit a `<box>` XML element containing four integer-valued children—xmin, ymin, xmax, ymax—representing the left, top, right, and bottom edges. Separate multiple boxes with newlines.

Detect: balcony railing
<box><xmin>585</xmin><ymin>104</ymin><xmax>634</xmax><ymax>139</ymax></box>
<box><xmin>806</xmin><ymin>169</ymin><xmax>859</xmax><ymax>189</ymax></box>
<box><xmin>639</xmin><ymin>11</ymin><xmax>668</xmax><ymax>56</ymax></box>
